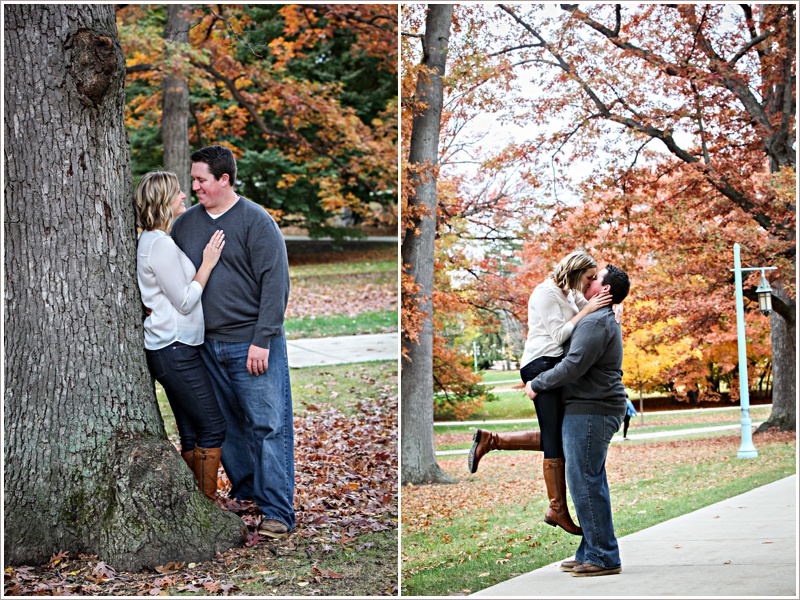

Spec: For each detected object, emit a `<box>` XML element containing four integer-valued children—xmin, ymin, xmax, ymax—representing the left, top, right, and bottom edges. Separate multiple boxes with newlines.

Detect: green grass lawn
<box><xmin>285</xmin><ymin>252</ymin><xmax>397</xmax><ymax>340</ymax></box>
<box><xmin>226</xmin><ymin>528</ymin><xmax>398</xmax><ymax>596</ymax></box>
<box><xmin>477</xmin><ymin>370</ymin><xmax>520</xmax><ymax>384</ymax></box>
<box><xmin>290</xmin><ymin>360</ymin><xmax>397</xmax><ymax>416</ymax></box>
<box><xmin>284</xmin><ymin>309</ymin><xmax>397</xmax><ymax>340</ymax></box>
<box><xmin>290</xmin><ymin>259</ymin><xmax>397</xmax><ymax>278</ymax></box>
<box><xmin>435</xmin><ymin>391</ymin><xmax>535</xmax><ymax>422</ymax></box>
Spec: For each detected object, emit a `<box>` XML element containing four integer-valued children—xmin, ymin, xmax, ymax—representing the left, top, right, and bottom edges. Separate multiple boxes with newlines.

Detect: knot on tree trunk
<box><xmin>66</xmin><ymin>29</ymin><xmax>119</xmax><ymax>106</ymax></box>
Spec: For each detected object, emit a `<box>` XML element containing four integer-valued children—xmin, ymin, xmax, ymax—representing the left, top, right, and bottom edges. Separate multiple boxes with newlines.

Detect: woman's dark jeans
<box><xmin>146</xmin><ymin>341</ymin><xmax>226</xmax><ymax>451</ymax></box>
<box><xmin>520</xmin><ymin>355</ymin><xmax>564</xmax><ymax>458</ymax></box>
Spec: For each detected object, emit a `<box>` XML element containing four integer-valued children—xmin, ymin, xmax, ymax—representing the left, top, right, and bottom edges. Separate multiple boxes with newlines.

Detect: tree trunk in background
<box><xmin>162</xmin><ymin>4</ymin><xmax>192</xmax><ymax>200</ymax></box>
<box><xmin>3</xmin><ymin>4</ymin><xmax>244</xmax><ymax>570</ymax></box>
<box><xmin>757</xmin><ymin>283</ymin><xmax>796</xmax><ymax>432</ymax></box>
<box><xmin>400</xmin><ymin>4</ymin><xmax>456</xmax><ymax>486</ymax></box>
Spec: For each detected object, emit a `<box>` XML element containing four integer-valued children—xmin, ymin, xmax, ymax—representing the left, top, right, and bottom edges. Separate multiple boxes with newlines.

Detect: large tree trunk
<box><xmin>400</xmin><ymin>4</ymin><xmax>456</xmax><ymax>486</ymax></box>
<box><xmin>3</xmin><ymin>4</ymin><xmax>245</xmax><ymax>571</ymax></box>
<box><xmin>162</xmin><ymin>4</ymin><xmax>192</xmax><ymax>199</ymax></box>
<box><xmin>757</xmin><ymin>284</ymin><xmax>796</xmax><ymax>432</ymax></box>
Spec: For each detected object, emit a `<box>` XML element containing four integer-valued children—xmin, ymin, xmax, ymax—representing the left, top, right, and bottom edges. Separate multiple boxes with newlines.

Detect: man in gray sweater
<box><xmin>172</xmin><ymin>145</ymin><xmax>294</xmax><ymax>536</ymax></box>
<box><xmin>526</xmin><ymin>264</ymin><xmax>630</xmax><ymax>577</ymax></box>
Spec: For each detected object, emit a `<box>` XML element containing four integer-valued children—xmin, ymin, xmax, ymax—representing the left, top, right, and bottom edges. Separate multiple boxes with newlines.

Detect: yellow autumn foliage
<box><xmin>622</xmin><ymin>302</ymin><xmax>701</xmax><ymax>393</ymax></box>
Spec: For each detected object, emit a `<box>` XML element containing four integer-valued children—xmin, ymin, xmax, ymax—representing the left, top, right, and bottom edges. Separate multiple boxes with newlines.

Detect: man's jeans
<box><xmin>562</xmin><ymin>412</ymin><xmax>623</xmax><ymax>569</ymax></box>
<box><xmin>200</xmin><ymin>335</ymin><xmax>295</xmax><ymax>530</ymax></box>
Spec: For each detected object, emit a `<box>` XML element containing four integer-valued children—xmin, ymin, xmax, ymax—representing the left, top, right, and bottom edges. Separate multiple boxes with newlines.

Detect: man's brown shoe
<box><xmin>559</xmin><ymin>559</ymin><xmax>580</xmax><ymax>572</ymax></box>
<box><xmin>258</xmin><ymin>519</ymin><xmax>289</xmax><ymax>538</ymax></box>
<box><xmin>570</xmin><ymin>563</ymin><xmax>622</xmax><ymax>577</ymax></box>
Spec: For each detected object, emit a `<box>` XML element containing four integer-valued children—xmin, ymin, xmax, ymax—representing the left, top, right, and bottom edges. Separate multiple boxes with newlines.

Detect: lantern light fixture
<box><xmin>755</xmin><ymin>272</ymin><xmax>773</xmax><ymax>316</ymax></box>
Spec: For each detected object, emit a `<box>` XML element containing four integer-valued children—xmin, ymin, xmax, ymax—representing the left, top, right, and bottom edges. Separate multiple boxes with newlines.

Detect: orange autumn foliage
<box><xmin>404</xmin><ymin>4</ymin><xmax>794</xmax><ymax>410</ymax></box>
<box><xmin>118</xmin><ymin>4</ymin><xmax>397</xmax><ymax>228</ymax></box>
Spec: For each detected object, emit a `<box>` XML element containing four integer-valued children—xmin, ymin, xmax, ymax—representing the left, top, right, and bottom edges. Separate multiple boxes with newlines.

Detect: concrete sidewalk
<box><xmin>471</xmin><ymin>474</ymin><xmax>797</xmax><ymax>597</ymax></box>
<box><xmin>286</xmin><ymin>332</ymin><xmax>398</xmax><ymax>368</ymax></box>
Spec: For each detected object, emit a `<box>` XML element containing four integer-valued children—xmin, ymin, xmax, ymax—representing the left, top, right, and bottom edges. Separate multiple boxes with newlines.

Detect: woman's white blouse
<box><xmin>519</xmin><ymin>279</ymin><xmax>586</xmax><ymax>368</ymax></box>
<box><xmin>137</xmin><ymin>229</ymin><xmax>204</xmax><ymax>350</ymax></box>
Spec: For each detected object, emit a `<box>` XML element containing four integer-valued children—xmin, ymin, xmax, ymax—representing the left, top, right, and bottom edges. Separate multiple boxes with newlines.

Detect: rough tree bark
<box><xmin>757</xmin><ymin>282</ymin><xmax>796</xmax><ymax>432</ymax></box>
<box><xmin>400</xmin><ymin>4</ymin><xmax>456</xmax><ymax>486</ymax></box>
<box><xmin>162</xmin><ymin>4</ymin><xmax>192</xmax><ymax>199</ymax></box>
<box><xmin>3</xmin><ymin>4</ymin><xmax>245</xmax><ymax>570</ymax></box>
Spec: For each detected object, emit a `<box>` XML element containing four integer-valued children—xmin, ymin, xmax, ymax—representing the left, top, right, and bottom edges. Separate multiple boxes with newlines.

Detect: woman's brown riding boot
<box><xmin>468</xmin><ymin>429</ymin><xmax>542</xmax><ymax>474</ymax></box>
<box><xmin>181</xmin><ymin>449</ymin><xmax>195</xmax><ymax>472</ymax></box>
<box><xmin>182</xmin><ymin>449</ymin><xmax>200</xmax><ymax>491</ymax></box>
<box><xmin>193</xmin><ymin>446</ymin><xmax>222</xmax><ymax>501</ymax></box>
<box><xmin>542</xmin><ymin>457</ymin><xmax>582</xmax><ymax>535</ymax></box>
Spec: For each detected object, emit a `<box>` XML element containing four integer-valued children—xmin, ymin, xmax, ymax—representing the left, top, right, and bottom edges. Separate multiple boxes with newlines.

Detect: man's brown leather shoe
<box><xmin>559</xmin><ymin>558</ymin><xmax>580</xmax><ymax>572</ymax></box>
<box><xmin>259</xmin><ymin>519</ymin><xmax>289</xmax><ymax>539</ymax></box>
<box><xmin>570</xmin><ymin>563</ymin><xmax>622</xmax><ymax>577</ymax></box>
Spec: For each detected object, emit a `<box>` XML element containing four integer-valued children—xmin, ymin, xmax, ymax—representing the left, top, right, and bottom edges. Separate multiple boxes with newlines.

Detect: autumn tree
<box><xmin>444</xmin><ymin>4</ymin><xmax>794</xmax><ymax>429</ymax></box>
<box><xmin>3</xmin><ymin>4</ymin><xmax>245</xmax><ymax>570</ymax></box>
<box><xmin>118</xmin><ymin>4</ymin><xmax>398</xmax><ymax>237</ymax></box>
<box><xmin>621</xmin><ymin>304</ymin><xmax>702</xmax><ymax>406</ymax></box>
<box><xmin>401</xmin><ymin>3</ymin><xmax>456</xmax><ymax>485</ymax></box>
<box><xmin>494</xmin><ymin>4</ymin><xmax>796</xmax><ymax>429</ymax></box>
<box><xmin>401</xmin><ymin>2</ymin><xmax>542</xmax><ymax>423</ymax></box>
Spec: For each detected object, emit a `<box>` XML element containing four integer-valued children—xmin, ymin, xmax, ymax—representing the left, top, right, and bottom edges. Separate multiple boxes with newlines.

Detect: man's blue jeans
<box><xmin>562</xmin><ymin>413</ymin><xmax>623</xmax><ymax>569</ymax></box>
<box><xmin>200</xmin><ymin>336</ymin><xmax>295</xmax><ymax>530</ymax></box>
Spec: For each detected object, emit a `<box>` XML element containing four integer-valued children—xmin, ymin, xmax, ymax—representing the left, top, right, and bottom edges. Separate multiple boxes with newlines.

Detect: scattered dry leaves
<box><xmin>4</xmin><ymin>396</ymin><xmax>398</xmax><ymax>597</ymax></box>
<box><xmin>287</xmin><ymin>271</ymin><xmax>396</xmax><ymax>319</ymax></box>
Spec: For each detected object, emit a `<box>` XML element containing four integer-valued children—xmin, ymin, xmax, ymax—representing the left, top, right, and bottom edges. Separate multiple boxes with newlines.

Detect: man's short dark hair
<box><xmin>191</xmin><ymin>145</ymin><xmax>237</xmax><ymax>184</ymax></box>
<box><xmin>603</xmin><ymin>264</ymin><xmax>630</xmax><ymax>304</ymax></box>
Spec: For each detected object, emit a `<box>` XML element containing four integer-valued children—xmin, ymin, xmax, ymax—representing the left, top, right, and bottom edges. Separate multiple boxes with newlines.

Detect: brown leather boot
<box><xmin>468</xmin><ymin>429</ymin><xmax>542</xmax><ymax>474</ymax></box>
<box><xmin>181</xmin><ymin>449</ymin><xmax>195</xmax><ymax>472</ymax></box>
<box><xmin>542</xmin><ymin>457</ymin><xmax>582</xmax><ymax>535</ymax></box>
<box><xmin>193</xmin><ymin>446</ymin><xmax>222</xmax><ymax>501</ymax></box>
<box><xmin>182</xmin><ymin>449</ymin><xmax>199</xmax><ymax>491</ymax></box>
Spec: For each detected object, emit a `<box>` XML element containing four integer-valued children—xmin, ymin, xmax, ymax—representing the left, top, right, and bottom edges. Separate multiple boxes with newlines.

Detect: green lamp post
<box><xmin>731</xmin><ymin>243</ymin><xmax>776</xmax><ymax>459</ymax></box>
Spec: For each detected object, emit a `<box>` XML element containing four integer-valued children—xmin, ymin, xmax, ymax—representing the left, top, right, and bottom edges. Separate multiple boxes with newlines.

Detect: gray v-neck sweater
<box><xmin>529</xmin><ymin>306</ymin><xmax>627</xmax><ymax>416</ymax></box>
<box><xmin>171</xmin><ymin>196</ymin><xmax>289</xmax><ymax>349</ymax></box>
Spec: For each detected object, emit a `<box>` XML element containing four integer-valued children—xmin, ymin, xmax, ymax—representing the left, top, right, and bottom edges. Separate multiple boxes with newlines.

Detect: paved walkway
<box><xmin>471</xmin><ymin>474</ymin><xmax>797</xmax><ymax>597</ymax></box>
<box><xmin>286</xmin><ymin>332</ymin><xmax>398</xmax><ymax>368</ymax></box>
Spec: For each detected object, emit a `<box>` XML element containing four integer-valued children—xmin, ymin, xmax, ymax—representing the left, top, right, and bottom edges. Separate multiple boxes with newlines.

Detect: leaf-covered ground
<box><xmin>5</xmin><ymin>394</ymin><xmax>398</xmax><ymax>597</ymax></box>
<box><xmin>287</xmin><ymin>271</ymin><xmax>397</xmax><ymax>320</ymax></box>
<box><xmin>286</xmin><ymin>246</ymin><xmax>396</xmax><ymax>268</ymax></box>
<box><xmin>286</xmin><ymin>246</ymin><xmax>397</xmax><ymax>321</ymax></box>
<box><xmin>409</xmin><ymin>429</ymin><xmax>796</xmax><ymax>534</ymax></box>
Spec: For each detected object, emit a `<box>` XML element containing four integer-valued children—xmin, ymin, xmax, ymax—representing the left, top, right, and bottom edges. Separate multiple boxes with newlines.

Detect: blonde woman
<box><xmin>135</xmin><ymin>171</ymin><xmax>227</xmax><ymax>501</ymax></box>
<box><xmin>469</xmin><ymin>251</ymin><xmax>616</xmax><ymax>535</ymax></box>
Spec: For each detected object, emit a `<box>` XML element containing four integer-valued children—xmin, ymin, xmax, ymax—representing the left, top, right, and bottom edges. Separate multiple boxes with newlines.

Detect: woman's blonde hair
<box><xmin>550</xmin><ymin>251</ymin><xmax>597</xmax><ymax>292</ymax></box>
<box><xmin>135</xmin><ymin>171</ymin><xmax>181</xmax><ymax>232</ymax></box>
